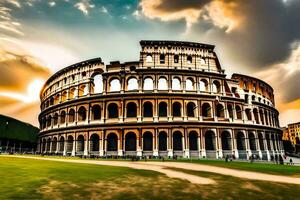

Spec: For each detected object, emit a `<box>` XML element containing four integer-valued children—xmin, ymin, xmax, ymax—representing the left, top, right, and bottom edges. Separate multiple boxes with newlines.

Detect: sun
<box><xmin>27</xmin><ymin>79</ymin><xmax>45</xmax><ymax>102</ymax></box>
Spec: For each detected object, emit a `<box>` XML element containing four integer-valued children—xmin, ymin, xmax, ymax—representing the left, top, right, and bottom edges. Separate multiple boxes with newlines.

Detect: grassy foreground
<box><xmin>1</xmin><ymin>156</ymin><xmax>300</xmax><ymax>200</ymax></box>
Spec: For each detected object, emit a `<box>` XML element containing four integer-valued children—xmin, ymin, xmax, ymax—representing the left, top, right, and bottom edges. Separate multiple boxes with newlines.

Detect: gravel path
<box><xmin>3</xmin><ymin>155</ymin><xmax>300</xmax><ymax>185</ymax></box>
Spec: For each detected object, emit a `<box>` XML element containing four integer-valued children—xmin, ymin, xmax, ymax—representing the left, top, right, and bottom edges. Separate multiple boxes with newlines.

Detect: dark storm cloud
<box><xmin>156</xmin><ymin>0</ymin><xmax>211</xmax><ymax>12</ymax></box>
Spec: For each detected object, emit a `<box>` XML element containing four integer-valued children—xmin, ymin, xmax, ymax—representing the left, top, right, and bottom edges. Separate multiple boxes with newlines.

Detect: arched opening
<box><xmin>189</xmin><ymin>131</ymin><xmax>198</xmax><ymax>150</ymax></box>
<box><xmin>253</xmin><ymin>108</ymin><xmax>259</xmax><ymax>124</ymax></box>
<box><xmin>221</xmin><ymin>131</ymin><xmax>232</xmax><ymax>150</ymax></box>
<box><xmin>109</xmin><ymin>78</ymin><xmax>121</xmax><ymax>92</ymax></box>
<box><xmin>70</xmin><ymin>88</ymin><xmax>76</xmax><ymax>99</ymax></box>
<box><xmin>236</xmin><ymin>105</ymin><xmax>242</xmax><ymax>120</ymax></box>
<box><xmin>126</xmin><ymin>102</ymin><xmax>137</xmax><ymax>118</ymax></box>
<box><xmin>60</xmin><ymin>111</ymin><xmax>66</xmax><ymax>124</ymax></box>
<box><xmin>158</xmin><ymin>132</ymin><xmax>167</xmax><ymax>151</ymax></box>
<box><xmin>249</xmin><ymin>132</ymin><xmax>256</xmax><ymax>150</ymax></box>
<box><xmin>79</xmin><ymin>85</ymin><xmax>87</xmax><ymax>96</ymax></box>
<box><xmin>265</xmin><ymin>110</ymin><xmax>269</xmax><ymax>125</ymax></box>
<box><xmin>187</xmin><ymin>102</ymin><xmax>196</xmax><ymax>117</ymax></box>
<box><xmin>173</xmin><ymin>131</ymin><xmax>183</xmax><ymax>151</ymax></box>
<box><xmin>108</xmin><ymin>103</ymin><xmax>119</xmax><ymax>118</ymax></box>
<box><xmin>159</xmin><ymin>102</ymin><xmax>168</xmax><ymax>117</ymax></box>
<box><xmin>46</xmin><ymin>138</ymin><xmax>51</xmax><ymax>151</ymax></box>
<box><xmin>146</xmin><ymin>54</ymin><xmax>153</xmax><ymax>62</ymax></box>
<box><xmin>228</xmin><ymin>104</ymin><xmax>234</xmax><ymax>119</ymax></box>
<box><xmin>143</xmin><ymin>102</ymin><xmax>153</xmax><ymax>117</ymax></box>
<box><xmin>158</xmin><ymin>77</ymin><xmax>168</xmax><ymax>90</ymax></box>
<box><xmin>47</xmin><ymin>116</ymin><xmax>52</xmax><ymax>127</ymax></box>
<box><xmin>202</xmin><ymin>103</ymin><xmax>211</xmax><ymax>117</ymax></box>
<box><xmin>53</xmin><ymin>113</ymin><xmax>58</xmax><ymax>125</ymax></box>
<box><xmin>185</xmin><ymin>79</ymin><xmax>194</xmax><ymax>91</ymax></box>
<box><xmin>59</xmin><ymin>137</ymin><xmax>64</xmax><ymax>152</ymax></box>
<box><xmin>143</xmin><ymin>77</ymin><xmax>153</xmax><ymax>90</ymax></box>
<box><xmin>78</xmin><ymin>106</ymin><xmax>87</xmax><ymax>121</ymax></box>
<box><xmin>67</xmin><ymin>135</ymin><xmax>73</xmax><ymax>153</ymax></box>
<box><xmin>259</xmin><ymin>109</ymin><xmax>265</xmax><ymax>125</ymax></box>
<box><xmin>216</xmin><ymin>104</ymin><xmax>224</xmax><ymax>118</ymax></box>
<box><xmin>107</xmin><ymin>133</ymin><xmax>117</xmax><ymax>151</ymax></box>
<box><xmin>93</xmin><ymin>74</ymin><xmax>103</xmax><ymax>93</ymax></box>
<box><xmin>92</xmin><ymin>105</ymin><xmax>101</xmax><ymax>120</ymax></box>
<box><xmin>42</xmin><ymin>139</ymin><xmax>46</xmax><ymax>152</ymax></box>
<box><xmin>258</xmin><ymin>133</ymin><xmax>265</xmax><ymax>151</ymax></box>
<box><xmin>205</xmin><ymin>131</ymin><xmax>215</xmax><ymax>150</ymax></box>
<box><xmin>77</xmin><ymin>135</ymin><xmax>84</xmax><ymax>152</ymax></box>
<box><xmin>160</xmin><ymin>54</ymin><xmax>165</xmax><ymax>64</ymax></box>
<box><xmin>61</xmin><ymin>91</ymin><xmax>67</xmax><ymax>102</ymax></box>
<box><xmin>245</xmin><ymin>109</ymin><xmax>252</xmax><ymax>120</ymax></box>
<box><xmin>69</xmin><ymin>109</ymin><xmax>75</xmax><ymax>123</ymax></box>
<box><xmin>52</xmin><ymin>137</ymin><xmax>57</xmax><ymax>152</ymax></box>
<box><xmin>143</xmin><ymin>132</ymin><xmax>153</xmax><ymax>151</ymax></box>
<box><xmin>172</xmin><ymin>102</ymin><xmax>182</xmax><ymax>117</ymax></box>
<box><xmin>125</xmin><ymin>132</ymin><xmax>136</xmax><ymax>151</ymax></box>
<box><xmin>50</xmin><ymin>97</ymin><xmax>54</xmax><ymax>106</ymax></box>
<box><xmin>90</xmin><ymin>134</ymin><xmax>99</xmax><ymax>151</ymax></box>
<box><xmin>174</xmin><ymin>55</ymin><xmax>179</xmax><ymax>63</ymax></box>
<box><xmin>127</xmin><ymin>77</ymin><xmax>138</xmax><ymax>91</ymax></box>
<box><xmin>212</xmin><ymin>80</ymin><xmax>221</xmax><ymax>93</ymax></box>
<box><xmin>236</xmin><ymin>132</ymin><xmax>246</xmax><ymax>150</ymax></box>
<box><xmin>172</xmin><ymin>77</ymin><xmax>181</xmax><ymax>90</ymax></box>
<box><xmin>187</xmin><ymin>55</ymin><xmax>192</xmax><ymax>64</ymax></box>
<box><xmin>54</xmin><ymin>95</ymin><xmax>60</xmax><ymax>104</ymax></box>
<box><xmin>199</xmin><ymin>79</ymin><xmax>208</xmax><ymax>92</ymax></box>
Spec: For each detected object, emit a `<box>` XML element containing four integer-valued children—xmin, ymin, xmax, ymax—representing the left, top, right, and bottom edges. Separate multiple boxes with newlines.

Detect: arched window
<box><xmin>90</xmin><ymin>134</ymin><xmax>99</xmax><ymax>151</ymax></box>
<box><xmin>92</xmin><ymin>105</ymin><xmax>101</xmax><ymax>120</ymax></box>
<box><xmin>125</xmin><ymin>132</ymin><xmax>136</xmax><ymax>151</ymax></box>
<box><xmin>158</xmin><ymin>77</ymin><xmax>168</xmax><ymax>90</ymax></box>
<box><xmin>79</xmin><ymin>85</ymin><xmax>87</xmax><ymax>96</ymax></box>
<box><xmin>127</xmin><ymin>77</ymin><xmax>138</xmax><ymax>91</ymax></box>
<box><xmin>187</xmin><ymin>55</ymin><xmax>192</xmax><ymax>64</ymax></box>
<box><xmin>173</xmin><ymin>131</ymin><xmax>183</xmax><ymax>151</ymax></box>
<box><xmin>59</xmin><ymin>137</ymin><xmax>64</xmax><ymax>152</ymax></box>
<box><xmin>221</xmin><ymin>131</ymin><xmax>232</xmax><ymax>150</ymax></box>
<box><xmin>67</xmin><ymin>135</ymin><xmax>73</xmax><ymax>152</ymax></box>
<box><xmin>258</xmin><ymin>133</ymin><xmax>264</xmax><ymax>150</ymax></box>
<box><xmin>189</xmin><ymin>131</ymin><xmax>198</xmax><ymax>150</ymax></box>
<box><xmin>52</xmin><ymin>137</ymin><xmax>57</xmax><ymax>152</ymax></box>
<box><xmin>200</xmin><ymin>58</ymin><xmax>206</xmax><ymax>65</ymax></box>
<box><xmin>143</xmin><ymin>132</ymin><xmax>153</xmax><ymax>151</ymax></box>
<box><xmin>160</xmin><ymin>54</ymin><xmax>165</xmax><ymax>64</ymax></box>
<box><xmin>159</xmin><ymin>102</ymin><xmax>168</xmax><ymax>117</ymax></box>
<box><xmin>202</xmin><ymin>103</ymin><xmax>211</xmax><ymax>117</ymax></box>
<box><xmin>107</xmin><ymin>133</ymin><xmax>117</xmax><ymax>151</ymax></box>
<box><xmin>172</xmin><ymin>77</ymin><xmax>181</xmax><ymax>90</ymax></box>
<box><xmin>236</xmin><ymin>132</ymin><xmax>246</xmax><ymax>150</ymax></box>
<box><xmin>93</xmin><ymin>74</ymin><xmax>103</xmax><ymax>93</ymax></box>
<box><xmin>50</xmin><ymin>97</ymin><xmax>54</xmax><ymax>106</ymax></box>
<box><xmin>69</xmin><ymin>109</ymin><xmax>75</xmax><ymax>123</ymax></box>
<box><xmin>216</xmin><ymin>104</ymin><xmax>224</xmax><ymax>118</ymax></box>
<box><xmin>212</xmin><ymin>80</ymin><xmax>221</xmax><ymax>93</ymax></box>
<box><xmin>253</xmin><ymin>108</ymin><xmax>259</xmax><ymax>124</ymax></box>
<box><xmin>70</xmin><ymin>88</ymin><xmax>76</xmax><ymax>99</ymax></box>
<box><xmin>228</xmin><ymin>104</ymin><xmax>234</xmax><ymax>119</ymax></box>
<box><xmin>236</xmin><ymin>105</ymin><xmax>242</xmax><ymax>120</ymax></box>
<box><xmin>109</xmin><ymin>79</ymin><xmax>121</xmax><ymax>92</ymax></box>
<box><xmin>78</xmin><ymin>106</ymin><xmax>87</xmax><ymax>121</ymax></box>
<box><xmin>185</xmin><ymin>79</ymin><xmax>194</xmax><ymax>91</ymax></box>
<box><xmin>61</xmin><ymin>91</ymin><xmax>67</xmax><ymax>102</ymax></box>
<box><xmin>205</xmin><ymin>131</ymin><xmax>215</xmax><ymax>150</ymax></box>
<box><xmin>108</xmin><ymin>103</ymin><xmax>119</xmax><ymax>118</ymax></box>
<box><xmin>60</xmin><ymin>111</ymin><xmax>66</xmax><ymax>124</ymax></box>
<box><xmin>249</xmin><ymin>132</ymin><xmax>256</xmax><ymax>150</ymax></box>
<box><xmin>172</xmin><ymin>102</ymin><xmax>181</xmax><ymax>117</ymax></box>
<box><xmin>199</xmin><ymin>79</ymin><xmax>208</xmax><ymax>92</ymax></box>
<box><xmin>187</xmin><ymin>102</ymin><xmax>196</xmax><ymax>117</ymax></box>
<box><xmin>143</xmin><ymin>102</ymin><xmax>153</xmax><ymax>117</ymax></box>
<box><xmin>77</xmin><ymin>135</ymin><xmax>84</xmax><ymax>152</ymax></box>
<box><xmin>259</xmin><ymin>109</ymin><xmax>265</xmax><ymax>125</ymax></box>
<box><xmin>53</xmin><ymin>113</ymin><xmax>58</xmax><ymax>125</ymax></box>
<box><xmin>146</xmin><ymin>54</ymin><xmax>153</xmax><ymax>63</ymax></box>
<box><xmin>47</xmin><ymin>116</ymin><xmax>52</xmax><ymax>127</ymax></box>
<box><xmin>174</xmin><ymin>55</ymin><xmax>179</xmax><ymax>63</ymax></box>
<box><xmin>245</xmin><ymin>109</ymin><xmax>252</xmax><ymax>120</ymax></box>
<box><xmin>143</xmin><ymin>77</ymin><xmax>153</xmax><ymax>90</ymax></box>
<box><xmin>158</xmin><ymin>132</ymin><xmax>167</xmax><ymax>151</ymax></box>
<box><xmin>127</xmin><ymin>102</ymin><xmax>137</xmax><ymax>117</ymax></box>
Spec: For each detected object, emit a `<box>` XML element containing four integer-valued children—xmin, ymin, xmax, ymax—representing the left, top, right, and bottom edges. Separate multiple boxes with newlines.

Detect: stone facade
<box><xmin>38</xmin><ymin>40</ymin><xmax>284</xmax><ymax>160</ymax></box>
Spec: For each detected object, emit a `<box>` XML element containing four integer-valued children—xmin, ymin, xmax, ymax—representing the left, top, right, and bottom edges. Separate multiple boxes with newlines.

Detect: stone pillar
<box><xmin>72</xmin><ymin>137</ymin><xmax>76</xmax><ymax>156</ymax></box>
<box><xmin>99</xmin><ymin>131</ymin><xmax>104</xmax><ymax>157</ymax></box>
<box><xmin>167</xmin><ymin>129</ymin><xmax>173</xmax><ymax>157</ymax></box>
<box><xmin>137</xmin><ymin>130</ymin><xmax>142</xmax><ymax>157</ymax></box>
<box><xmin>153</xmin><ymin>129</ymin><xmax>158</xmax><ymax>156</ymax></box>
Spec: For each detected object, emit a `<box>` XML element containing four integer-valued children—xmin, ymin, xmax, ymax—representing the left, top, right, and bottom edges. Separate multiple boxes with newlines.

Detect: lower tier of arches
<box><xmin>38</xmin><ymin>127</ymin><xmax>284</xmax><ymax>161</ymax></box>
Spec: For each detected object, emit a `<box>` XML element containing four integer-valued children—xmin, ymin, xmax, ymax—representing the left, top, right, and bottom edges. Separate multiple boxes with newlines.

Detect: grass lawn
<box><xmin>1</xmin><ymin>156</ymin><xmax>300</xmax><ymax>200</ymax></box>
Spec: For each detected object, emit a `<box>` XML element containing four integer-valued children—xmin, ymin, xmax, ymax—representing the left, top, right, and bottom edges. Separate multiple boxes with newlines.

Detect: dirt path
<box><xmin>3</xmin><ymin>155</ymin><xmax>300</xmax><ymax>185</ymax></box>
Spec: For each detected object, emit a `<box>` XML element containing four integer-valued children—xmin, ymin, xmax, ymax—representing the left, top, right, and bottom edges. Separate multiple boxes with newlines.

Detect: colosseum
<box><xmin>38</xmin><ymin>40</ymin><xmax>284</xmax><ymax>160</ymax></box>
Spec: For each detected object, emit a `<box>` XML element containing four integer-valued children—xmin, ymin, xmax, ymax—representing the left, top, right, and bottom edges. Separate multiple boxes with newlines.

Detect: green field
<box><xmin>1</xmin><ymin>156</ymin><xmax>300</xmax><ymax>200</ymax></box>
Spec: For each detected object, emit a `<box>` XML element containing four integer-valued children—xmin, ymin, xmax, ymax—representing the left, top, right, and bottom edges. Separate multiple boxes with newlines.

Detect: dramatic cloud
<box><xmin>74</xmin><ymin>0</ymin><xmax>95</xmax><ymax>16</ymax></box>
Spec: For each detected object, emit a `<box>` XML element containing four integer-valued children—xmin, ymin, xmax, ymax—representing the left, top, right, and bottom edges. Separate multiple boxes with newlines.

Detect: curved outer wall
<box><xmin>38</xmin><ymin>40</ymin><xmax>283</xmax><ymax>160</ymax></box>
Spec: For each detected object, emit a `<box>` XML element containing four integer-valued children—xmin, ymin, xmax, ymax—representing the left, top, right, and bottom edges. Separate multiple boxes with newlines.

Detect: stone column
<box><xmin>153</xmin><ymin>129</ymin><xmax>159</xmax><ymax>156</ymax></box>
<box><xmin>167</xmin><ymin>129</ymin><xmax>173</xmax><ymax>157</ymax></box>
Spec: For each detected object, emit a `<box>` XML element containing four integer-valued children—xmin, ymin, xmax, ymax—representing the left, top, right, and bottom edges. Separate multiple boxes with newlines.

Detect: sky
<box><xmin>0</xmin><ymin>0</ymin><xmax>300</xmax><ymax>127</ymax></box>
